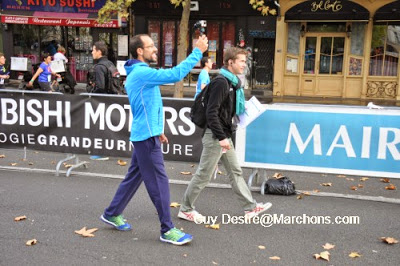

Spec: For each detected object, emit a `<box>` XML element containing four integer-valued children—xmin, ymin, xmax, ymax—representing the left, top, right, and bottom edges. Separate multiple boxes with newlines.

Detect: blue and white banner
<box><xmin>236</xmin><ymin>103</ymin><xmax>400</xmax><ymax>178</ymax></box>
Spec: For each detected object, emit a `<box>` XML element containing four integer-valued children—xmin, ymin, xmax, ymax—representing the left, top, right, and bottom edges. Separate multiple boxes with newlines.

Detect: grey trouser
<box><xmin>180</xmin><ymin>129</ymin><xmax>256</xmax><ymax>212</ymax></box>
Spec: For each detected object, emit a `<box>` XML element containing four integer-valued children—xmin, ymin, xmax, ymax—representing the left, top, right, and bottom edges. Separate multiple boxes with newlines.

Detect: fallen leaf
<box><xmin>28</xmin><ymin>162</ymin><xmax>34</xmax><ymax>165</ymax></box>
<box><xmin>322</xmin><ymin>243</ymin><xmax>335</xmax><ymax>250</ymax></box>
<box><xmin>64</xmin><ymin>164</ymin><xmax>73</xmax><ymax>168</ymax></box>
<box><xmin>217</xmin><ymin>170</ymin><xmax>223</xmax><ymax>175</ymax></box>
<box><xmin>314</xmin><ymin>251</ymin><xmax>330</xmax><ymax>261</ymax></box>
<box><xmin>51</xmin><ymin>161</ymin><xmax>56</xmax><ymax>165</ymax></box>
<box><xmin>269</xmin><ymin>256</ymin><xmax>280</xmax><ymax>260</ymax></box>
<box><xmin>117</xmin><ymin>160</ymin><xmax>127</xmax><ymax>166</ymax></box>
<box><xmin>14</xmin><ymin>215</ymin><xmax>27</xmax><ymax>221</ymax></box>
<box><xmin>273</xmin><ymin>173</ymin><xmax>284</xmax><ymax>179</ymax></box>
<box><xmin>358</xmin><ymin>184</ymin><xmax>364</xmax><ymax>188</ymax></box>
<box><xmin>170</xmin><ymin>202</ymin><xmax>181</xmax><ymax>208</ymax></box>
<box><xmin>26</xmin><ymin>239</ymin><xmax>37</xmax><ymax>246</ymax></box>
<box><xmin>180</xmin><ymin>171</ymin><xmax>192</xmax><ymax>175</ymax></box>
<box><xmin>190</xmin><ymin>164</ymin><xmax>195</xmax><ymax>168</ymax></box>
<box><xmin>313</xmin><ymin>189</ymin><xmax>320</xmax><ymax>193</ymax></box>
<box><xmin>212</xmin><ymin>261</ymin><xmax>218</xmax><ymax>265</ymax></box>
<box><xmin>380</xmin><ymin>178</ymin><xmax>390</xmax><ymax>183</ymax></box>
<box><xmin>337</xmin><ymin>174</ymin><xmax>346</xmax><ymax>178</ymax></box>
<box><xmin>75</xmin><ymin>227</ymin><xmax>98</xmax><ymax>237</ymax></box>
<box><xmin>183</xmin><ymin>254</ymin><xmax>188</xmax><ymax>257</ymax></box>
<box><xmin>349</xmin><ymin>252</ymin><xmax>361</xmax><ymax>258</ymax></box>
<box><xmin>321</xmin><ymin>183</ymin><xmax>332</xmax><ymax>187</ymax></box>
<box><xmin>21</xmin><ymin>158</ymin><xmax>27</xmax><ymax>161</ymax></box>
<box><xmin>0</xmin><ymin>154</ymin><xmax>5</xmax><ymax>158</ymax></box>
<box><xmin>258</xmin><ymin>245</ymin><xmax>266</xmax><ymax>250</ymax></box>
<box><xmin>360</xmin><ymin>177</ymin><xmax>369</xmax><ymax>181</ymax></box>
<box><xmin>205</xmin><ymin>224</ymin><xmax>220</xmax><ymax>230</ymax></box>
<box><xmin>380</xmin><ymin>237</ymin><xmax>398</xmax><ymax>244</ymax></box>
<box><xmin>350</xmin><ymin>186</ymin><xmax>358</xmax><ymax>191</ymax></box>
<box><xmin>10</xmin><ymin>163</ymin><xmax>18</xmax><ymax>166</ymax></box>
<box><xmin>297</xmin><ymin>194</ymin><xmax>304</xmax><ymax>200</ymax></box>
<box><xmin>385</xmin><ymin>184</ymin><xmax>397</xmax><ymax>190</ymax></box>
<box><xmin>346</xmin><ymin>178</ymin><xmax>355</xmax><ymax>181</ymax></box>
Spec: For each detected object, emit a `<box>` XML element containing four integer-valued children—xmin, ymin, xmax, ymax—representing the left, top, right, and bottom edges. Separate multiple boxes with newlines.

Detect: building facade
<box><xmin>0</xmin><ymin>0</ymin><xmax>128</xmax><ymax>82</ymax></box>
<box><xmin>132</xmin><ymin>0</ymin><xmax>278</xmax><ymax>89</ymax></box>
<box><xmin>274</xmin><ymin>0</ymin><xmax>400</xmax><ymax>101</ymax></box>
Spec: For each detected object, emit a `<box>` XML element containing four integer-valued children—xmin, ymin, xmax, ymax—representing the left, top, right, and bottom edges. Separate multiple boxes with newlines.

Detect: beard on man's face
<box><xmin>145</xmin><ymin>53</ymin><xmax>157</xmax><ymax>64</ymax></box>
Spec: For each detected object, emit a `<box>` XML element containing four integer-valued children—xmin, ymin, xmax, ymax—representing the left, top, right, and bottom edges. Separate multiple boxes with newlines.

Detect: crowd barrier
<box><xmin>0</xmin><ymin>89</ymin><xmax>203</xmax><ymax>176</ymax></box>
<box><xmin>236</xmin><ymin>103</ymin><xmax>400</xmax><ymax>179</ymax></box>
<box><xmin>1</xmin><ymin>89</ymin><xmax>399</xmax><ymax>179</ymax></box>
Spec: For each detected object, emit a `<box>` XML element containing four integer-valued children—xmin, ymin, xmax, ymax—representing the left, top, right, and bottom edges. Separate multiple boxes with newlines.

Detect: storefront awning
<box><xmin>1</xmin><ymin>12</ymin><xmax>118</xmax><ymax>28</ymax></box>
<box><xmin>374</xmin><ymin>0</ymin><xmax>400</xmax><ymax>22</ymax></box>
<box><xmin>285</xmin><ymin>0</ymin><xmax>370</xmax><ymax>22</ymax></box>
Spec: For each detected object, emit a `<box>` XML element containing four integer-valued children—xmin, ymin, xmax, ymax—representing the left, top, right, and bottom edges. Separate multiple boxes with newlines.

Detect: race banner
<box><xmin>236</xmin><ymin>103</ymin><xmax>400</xmax><ymax>178</ymax></box>
<box><xmin>0</xmin><ymin>91</ymin><xmax>203</xmax><ymax>162</ymax></box>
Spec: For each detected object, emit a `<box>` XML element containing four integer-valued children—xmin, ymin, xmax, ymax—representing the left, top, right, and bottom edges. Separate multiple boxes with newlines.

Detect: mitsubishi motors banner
<box><xmin>0</xmin><ymin>91</ymin><xmax>202</xmax><ymax>162</ymax></box>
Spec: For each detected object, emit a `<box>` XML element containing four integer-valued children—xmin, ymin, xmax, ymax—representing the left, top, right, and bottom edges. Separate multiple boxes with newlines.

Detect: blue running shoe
<box><xmin>100</xmin><ymin>214</ymin><xmax>132</xmax><ymax>231</ymax></box>
<box><xmin>160</xmin><ymin>228</ymin><xmax>193</xmax><ymax>245</ymax></box>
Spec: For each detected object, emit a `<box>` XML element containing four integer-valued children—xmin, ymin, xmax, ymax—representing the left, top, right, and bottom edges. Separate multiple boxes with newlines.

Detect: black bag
<box><xmin>86</xmin><ymin>65</ymin><xmax>96</xmax><ymax>93</ymax></box>
<box><xmin>97</xmin><ymin>61</ymin><xmax>121</xmax><ymax>94</ymax></box>
<box><xmin>264</xmin><ymin>177</ymin><xmax>296</xmax><ymax>195</ymax></box>
<box><xmin>190</xmin><ymin>75</ymin><xmax>227</xmax><ymax>128</ymax></box>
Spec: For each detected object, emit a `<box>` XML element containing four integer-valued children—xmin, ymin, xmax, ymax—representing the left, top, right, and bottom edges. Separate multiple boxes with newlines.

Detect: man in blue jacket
<box><xmin>100</xmin><ymin>34</ymin><xmax>208</xmax><ymax>246</ymax></box>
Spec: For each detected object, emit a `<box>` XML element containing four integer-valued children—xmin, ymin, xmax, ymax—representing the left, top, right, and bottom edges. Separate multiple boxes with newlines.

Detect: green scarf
<box><xmin>219</xmin><ymin>67</ymin><xmax>245</xmax><ymax>115</ymax></box>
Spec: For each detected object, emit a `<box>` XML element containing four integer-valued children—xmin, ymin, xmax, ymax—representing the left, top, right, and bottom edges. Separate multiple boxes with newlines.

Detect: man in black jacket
<box><xmin>90</xmin><ymin>41</ymin><xmax>115</xmax><ymax>94</ymax></box>
<box><xmin>178</xmin><ymin>47</ymin><xmax>272</xmax><ymax>223</ymax></box>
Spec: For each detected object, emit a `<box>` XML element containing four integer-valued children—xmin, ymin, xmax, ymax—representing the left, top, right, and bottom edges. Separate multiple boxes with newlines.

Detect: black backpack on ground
<box><xmin>190</xmin><ymin>75</ymin><xmax>228</xmax><ymax>128</ymax></box>
<box><xmin>264</xmin><ymin>176</ymin><xmax>296</xmax><ymax>195</ymax></box>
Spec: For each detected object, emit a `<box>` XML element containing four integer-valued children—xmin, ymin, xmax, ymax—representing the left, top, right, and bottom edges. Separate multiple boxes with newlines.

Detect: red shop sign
<box><xmin>1</xmin><ymin>15</ymin><xmax>118</xmax><ymax>28</ymax></box>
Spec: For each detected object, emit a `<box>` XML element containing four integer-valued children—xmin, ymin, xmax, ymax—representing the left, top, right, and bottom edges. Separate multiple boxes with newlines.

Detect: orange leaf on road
<box><xmin>180</xmin><ymin>171</ymin><xmax>192</xmax><ymax>175</ymax></box>
<box><xmin>349</xmin><ymin>252</ymin><xmax>361</xmax><ymax>258</ymax></box>
<box><xmin>380</xmin><ymin>178</ymin><xmax>390</xmax><ymax>183</ymax></box>
<box><xmin>381</xmin><ymin>237</ymin><xmax>398</xmax><ymax>244</ymax></box>
<box><xmin>170</xmin><ymin>202</ymin><xmax>181</xmax><ymax>208</ymax></box>
<box><xmin>117</xmin><ymin>160</ymin><xmax>127</xmax><ymax>166</ymax></box>
<box><xmin>269</xmin><ymin>256</ymin><xmax>280</xmax><ymax>260</ymax></box>
<box><xmin>26</xmin><ymin>239</ymin><xmax>37</xmax><ymax>246</ymax></box>
<box><xmin>321</xmin><ymin>183</ymin><xmax>332</xmax><ymax>187</ymax></box>
<box><xmin>385</xmin><ymin>184</ymin><xmax>396</xmax><ymax>190</ymax></box>
<box><xmin>314</xmin><ymin>251</ymin><xmax>330</xmax><ymax>261</ymax></box>
<box><xmin>14</xmin><ymin>215</ymin><xmax>27</xmax><ymax>221</ymax></box>
<box><xmin>322</xmin><ymin>243</ymin><xmax>335</xmax><ymax>250</ymax></box>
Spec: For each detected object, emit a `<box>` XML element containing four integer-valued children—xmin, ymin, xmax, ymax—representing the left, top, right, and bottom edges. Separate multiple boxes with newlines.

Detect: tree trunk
<box><xmin>173</xmin><ymin>0</ymin><xmax>191</xmax><ymax>98</ymax></box>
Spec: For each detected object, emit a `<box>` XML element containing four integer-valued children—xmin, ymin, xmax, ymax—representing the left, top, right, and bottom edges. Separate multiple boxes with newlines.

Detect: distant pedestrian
<box><xmin>0</xmin><ymin>53</ymin><xmax>10</xmax><ymax>89</ymax></box>
<box><xmin>29</xmin><ymin>53</ymin><xmax>60</xmax><ymax>92</ymax></box>
<box><xmin>194</xmin><ymin>57</ymin><xmax>212</xmax><ymax>98</ymax></box>
<box><xmin>179</xmin><ymin>47</ymin><xmax>272</xmax><ymax>223</ymax></box>
<box><xmin>100</xmin><ymin>33</ymin><xmax>208</xmax><ymax>246</ymax></box>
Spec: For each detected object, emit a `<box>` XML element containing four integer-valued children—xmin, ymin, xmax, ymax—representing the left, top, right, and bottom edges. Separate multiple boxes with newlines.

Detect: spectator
<box><xmin>195</xmin><ymin>57</ymin><xmax>212</xmax><ymax>98</ymax></box>
<box><xmin>0</xmin><ymin>53</ymin><xmax>10</xmax><ymax>89</ymax></box>
<box><xmin>29</xmin><ymin>53</ymin><xmax>60</xmax><ymax>92</ymax></box>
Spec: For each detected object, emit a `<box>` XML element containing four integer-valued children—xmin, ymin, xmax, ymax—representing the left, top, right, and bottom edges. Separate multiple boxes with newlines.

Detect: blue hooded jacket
<box><xmin>124</xmin><ymin>47</ymin><xmax>203</xmax><ymax>142</ymax></box>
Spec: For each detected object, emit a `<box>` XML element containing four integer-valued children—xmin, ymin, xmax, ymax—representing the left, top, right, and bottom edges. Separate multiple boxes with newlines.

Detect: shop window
<box><xmin>163</xmin><ymin>21</ymin><xmax>176</xmax><ymax>67</ymax></box>
<box><xmin>319</xmin><ymin>37</ymin><xmax>344</xmax><ymax>75</ymax></box>
<box><xmin>304</xmin><ymin>37</ymin><xmax>316</xmax><ymax>74</ymax></box>
<box><xmin>12</xmin><ymin>25</ymin><xmax>40</xmax><ymax>64</ymax></box>
<box><xmin>207</xmin><ymin>21</ymin><xmax>219</xmax><ymax>68</ymax></box>
<box><xmin>221</xmin><ymin>21</ymin><xmax>235</xmax><ymax>65</ymax></box>
<box><xmin>69</xmin><ymin>27</ymin><xmax>93</xmax><ymax>83</ymax></box>
<box><xmin>287</xmin><ymin>23</ymin><xmax>300</xmax><ymax>56</ymax></box>
<box><xmin>148</xmin><ymin>20</ymin><xmax>161</xmax><ymax>67</ymax></box>
<box><xmin>350</xmin><ymin>23</ymin><xmax>365</xmax><ymax>56</ymax></box>
<box><xmin>369</xmin><ymin>24</ymin><xmax>400</xmax><ymax>76</ymax></box>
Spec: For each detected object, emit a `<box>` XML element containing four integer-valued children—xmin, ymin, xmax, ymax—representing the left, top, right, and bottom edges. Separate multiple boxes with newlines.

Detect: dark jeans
<box><xmin>104</xmin><ymin>137</ymin><xmax>174</xmax><ymax>234</ymax></box>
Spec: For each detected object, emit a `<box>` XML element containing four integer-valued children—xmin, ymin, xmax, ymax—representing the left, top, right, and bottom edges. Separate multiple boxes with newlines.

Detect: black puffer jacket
<box><xmin>206</xmin><ymin>75</ymin><xmax>240</xmax><ymax>141</ymax></box>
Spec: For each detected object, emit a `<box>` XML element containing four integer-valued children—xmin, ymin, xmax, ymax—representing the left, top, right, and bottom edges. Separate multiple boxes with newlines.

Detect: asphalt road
<box><xmin>1</xmin><ymin>149</ymin><xmax>400</xmax><ymax>265</ymax></box>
